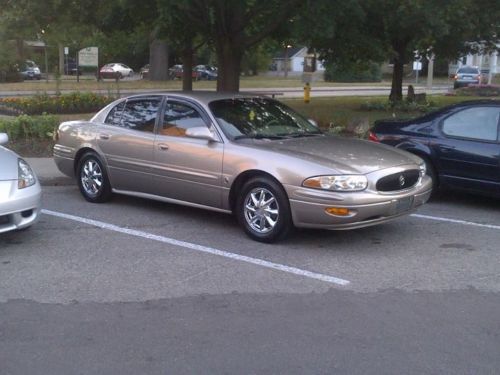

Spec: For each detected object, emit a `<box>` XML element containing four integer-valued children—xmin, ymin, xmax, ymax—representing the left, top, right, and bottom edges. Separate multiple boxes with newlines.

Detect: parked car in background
<box><xmin>0</xmin><ymin>133</ymin><xmax>42</xmax><ymax>233</ymax></box>
<box><xmin>453</xmin><ymin>66</ymin><xmax>482</xmax><ymax>89</ymax></box>
<box><xmin>140</xmin><ymin>64</ymin><xmax>149</xmax><ymax>79</ymax></box>
<box><xmin>19</xmin><ymin>60</ymin><xmax>41</xmax><ymax>80</ymax></box>
<box><xmin>195</xmin><ymin>65</ymin><xmax>218</xmax><ymax>80</ymax></box>
<box><xmin>64</xmin><ymin>58</ymin><xmax>80</xmax><ymax>75</ymax></box>
<box><xmin>369</xmin><ymin>100</ymin><xmax>500</xmax><ymax>197</ymax></box>
<box><xmin>99</xmin><ymin>63</ymin><xmax>134</xmax><ymax>79</ymax></box>
<box><xmin>169</xmin><ymin>64</ymin><xmax>198</xmax><ymax>80</ymax></box>
<box><xmin>53</xmin><ymin>92</ymin><xmax>431</xmax><ymax>242</ymax></box>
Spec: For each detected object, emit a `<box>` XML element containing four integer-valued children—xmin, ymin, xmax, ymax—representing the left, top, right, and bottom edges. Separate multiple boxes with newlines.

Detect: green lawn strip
<box><xmin>282</xmin><ymin>95</ymin><xmax>480</xmax><ymax>129</ymax></box>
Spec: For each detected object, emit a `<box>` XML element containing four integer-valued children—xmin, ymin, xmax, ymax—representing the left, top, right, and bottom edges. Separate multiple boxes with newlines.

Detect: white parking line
<box><xmin>411</xmin><ymin>213</ymin><xmax>500</xmax><ymax>231</ymax></box>
<box><xmin>41</xmin><ymin>209</ymin><xmax>350</xmax><ymax>286</ymax></box>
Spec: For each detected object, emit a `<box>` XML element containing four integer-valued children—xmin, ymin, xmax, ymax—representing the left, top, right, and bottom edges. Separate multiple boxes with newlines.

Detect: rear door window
<box><xmin>442</xmin><ymin>107</ymin><xmax>500</xmax><ymax>141</ymax></box>
<box><xmin>120</xmin><ymin>97</ymin><xmax>162</xmax><ymax>133</ymax></box>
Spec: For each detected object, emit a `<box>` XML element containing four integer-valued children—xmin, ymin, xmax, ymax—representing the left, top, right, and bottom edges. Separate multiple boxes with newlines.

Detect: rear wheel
<box><xmin>77</xmin><ymin>152</ymin><xmax>112</xmax><ymax>203</ymax></box>
<box><xmin>237</xmin><ymin>177</ymin><xmax>292</xmax><ymax>243</ymax></box>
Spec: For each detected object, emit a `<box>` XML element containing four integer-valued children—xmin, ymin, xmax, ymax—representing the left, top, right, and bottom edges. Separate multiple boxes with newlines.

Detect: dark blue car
<box><xmin>369</xmin><ymin>100</ymin><xmax>500</xmax><ymax>197</ymax></box>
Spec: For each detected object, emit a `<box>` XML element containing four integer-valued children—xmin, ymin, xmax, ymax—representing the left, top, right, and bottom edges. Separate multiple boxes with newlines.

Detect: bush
<box><xmin>0</xmin><ymin>114</ymin><xmax>59</xmax><ymax>141</ymax></box>
<box><xmin>360</xmin><ymin>99</ymin><xmax>438</xmax><ymax>113</ymax></box>
<box><xmin>324</xmin><ymin>61</ymin><xmax>382</xmax><ymax>82</ymax></box>
<box><xmin>455</xmin><ymin>84</ymin><xmax>500</xmax><ymax>97</ymax></box>
<box><xmin>0</xmin><ymin>92</ymin><xmax>114</xmax><ymax>115</ymax></box>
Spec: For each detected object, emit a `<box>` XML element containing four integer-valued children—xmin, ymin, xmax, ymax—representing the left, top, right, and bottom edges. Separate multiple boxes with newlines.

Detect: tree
<box><xmin>158</xmin><ymin>0</ymin><xmax>302</xmax><ymax>92</ymax></box>
<box><xmin>302</xmin><ymin>0</ymin><xmax>500</xmax><ymax>102</ymax></box>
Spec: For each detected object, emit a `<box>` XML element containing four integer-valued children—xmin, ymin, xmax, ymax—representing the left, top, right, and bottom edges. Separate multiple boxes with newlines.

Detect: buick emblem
<box><xmin>398</xmin><ymin>174</ymin><xmax>406</xmax><ymax>187</ymax></box>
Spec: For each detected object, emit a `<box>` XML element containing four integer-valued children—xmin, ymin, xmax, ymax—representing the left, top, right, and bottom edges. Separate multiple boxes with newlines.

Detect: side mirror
<box><xmin>185</xmin><ymin>126</ymin><xmax>218</xmax><ymax>142</ymax></box>
<box><xmin>0</xmin><ymin>133</ymin><xmax>9</xmax><ymax>145</ymax></box>
<box><xmin>308</xmin><ymin>119</ymin><xmax>318</xmax><ymax>128</ymax></box>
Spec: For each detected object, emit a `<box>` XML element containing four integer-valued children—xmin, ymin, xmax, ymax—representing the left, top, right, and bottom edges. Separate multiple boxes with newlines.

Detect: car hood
<box><xmin>0</xmin><ymin>146</ymin><xmax>19</xmax><ymax>180</ymax></box>
<box><xmin>244</xmin><ymin>135</ymin><xmax>421</xmax><ymax>174</ymax></box>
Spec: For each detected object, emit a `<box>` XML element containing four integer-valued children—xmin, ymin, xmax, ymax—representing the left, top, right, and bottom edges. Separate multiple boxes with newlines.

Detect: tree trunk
<box><xmin>58</xmin><ymin>43</ymin><xmax>64</xmax><ymax>75</ymax></box>
<box><xmin>182</xmin><ymin>48</ymin><xmax>193</xmax><ymax>91</ymax></box>
<box><xmin>149</xmin><ymin>39</ymin><xmax>169</xmax><ymax>81</ymax></box>
<box><xmin>216</xmin><ymin>40</ymin><xmax>244</xmax><ymax>92</ymax></box>
<box><xmin>15</xmin><ymin>39</ymin><xmax>24</xmax><ymax>61</ymax></box>
<box><xmin>389</xmin><ymin>46</ymin><xmax>406</xmax><ymax>102</ymax></box>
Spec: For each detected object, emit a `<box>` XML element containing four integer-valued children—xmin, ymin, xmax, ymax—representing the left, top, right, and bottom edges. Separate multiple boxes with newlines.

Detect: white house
<box><xmin>272</xmin><ymin>47</ymin><xmax>325</xmax><ymax>73</ymax></box>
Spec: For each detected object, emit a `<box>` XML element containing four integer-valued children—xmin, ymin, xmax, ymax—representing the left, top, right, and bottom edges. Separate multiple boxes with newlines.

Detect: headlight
<box><xmin>419</xmin><ymin>163</ymin><xmax>426</xmax><ymax>178</ymax></box>
<box><xmin>18</xmin><ymin>158</ymin><xmax>36</xmax><ymax>189</ymax></box>
<box><xmin>303</xmin><ymin>175</ymin><xmax>368</xmax><ymax>192</ymax></box>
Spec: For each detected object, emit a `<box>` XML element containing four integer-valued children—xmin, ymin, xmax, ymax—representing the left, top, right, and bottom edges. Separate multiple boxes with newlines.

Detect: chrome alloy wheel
<box><xmin>243</xmin><ymin>187</ymin><xmax>280</xmax><ymax>234</ymax></box>
<box><xmin>81</xmin><ymin>159</ymin><xmax>103</xmax><ymax>196</ymax></box>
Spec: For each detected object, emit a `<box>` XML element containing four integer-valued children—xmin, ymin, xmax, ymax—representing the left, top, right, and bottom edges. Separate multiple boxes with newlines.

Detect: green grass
<box><xmin>282</xmin><ymin>95</ymin><xmax>489</xmax><ymax>129</ymax></box>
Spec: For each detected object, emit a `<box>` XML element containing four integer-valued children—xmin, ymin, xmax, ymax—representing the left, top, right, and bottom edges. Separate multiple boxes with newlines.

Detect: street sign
<box><xmin>413</xmin><ymin>61</ymin><xmax>422</xmax><ymax>71</ymax></box>
<box><xmin>64</xmin><ymin>47</ymin><xmax>69</xmax><ymax>55</ymax></box>
<box><xmin>78</xmin><ymin>47</ymin><xmax>98</xmax><ymax>67</ymax></box>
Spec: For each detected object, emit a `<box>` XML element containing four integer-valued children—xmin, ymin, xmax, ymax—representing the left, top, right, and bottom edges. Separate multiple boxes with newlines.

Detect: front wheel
<box><xmin>237</xmin><ymin>177</ymin><xmax>292</xmax><ymax>243</ymax></box>
<box><xmin>77</xmin><ymin>152</ymin><xmax>112</xmax><ymax>203</ymax></box>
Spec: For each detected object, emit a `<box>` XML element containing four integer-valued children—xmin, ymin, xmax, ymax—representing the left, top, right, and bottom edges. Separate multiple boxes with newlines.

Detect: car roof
<box><xmin>124</xmin><ymin>91</ymin><xmax>273</xmax><ymax>106</ymax></box>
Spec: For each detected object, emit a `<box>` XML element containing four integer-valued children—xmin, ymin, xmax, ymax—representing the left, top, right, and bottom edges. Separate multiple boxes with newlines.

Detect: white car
<box><xmin>0</xmin><ymin>133</ymin><xmax>41</xmax><ymax>233</ymax></box>
<box><xmin>99</xmin><ymin>63</ymin><xmax>134</xmax><ymax>79</ymax></box>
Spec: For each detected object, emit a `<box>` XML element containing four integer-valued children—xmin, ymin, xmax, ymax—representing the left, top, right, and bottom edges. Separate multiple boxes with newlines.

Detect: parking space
<box><xmin>1</xmin><ymin>186</ymin><xmax>499</xmax><ymax>303</ymax></box>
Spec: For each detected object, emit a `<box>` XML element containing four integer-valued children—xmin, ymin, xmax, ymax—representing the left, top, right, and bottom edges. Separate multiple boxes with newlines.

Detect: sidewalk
<box><xmin>26</xmin><ymin>157</ymin><xmax>74</xmax><ymax>186</ymax></box>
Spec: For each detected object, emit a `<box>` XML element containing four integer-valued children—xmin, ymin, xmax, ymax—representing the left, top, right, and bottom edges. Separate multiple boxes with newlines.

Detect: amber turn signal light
<box><xmin>325</xmin><ymin>207</ymin><xmax>350</xmax><ymax>216</ymax></box>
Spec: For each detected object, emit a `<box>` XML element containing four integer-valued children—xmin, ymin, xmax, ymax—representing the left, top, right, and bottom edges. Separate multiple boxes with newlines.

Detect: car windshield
<box><xmin>209</xmin><ymin>98</ymin><xmax>321</xmax><ymax>140</ymax></box>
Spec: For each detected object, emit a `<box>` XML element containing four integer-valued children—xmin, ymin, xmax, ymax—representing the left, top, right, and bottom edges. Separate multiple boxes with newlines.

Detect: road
<box><xmin>1</xmin><ymin>186</ymin><xmax>499</xmax><ymax>374</ymax></box>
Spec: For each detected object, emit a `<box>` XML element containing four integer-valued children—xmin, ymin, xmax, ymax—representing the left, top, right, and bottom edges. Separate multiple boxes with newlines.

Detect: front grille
<box><xmin>376</xmin><ymin>170</ymin><xmax>420</xmax><ymax>192</ymax></box>
<box><xmin>0</xmin><ymin>215</ymin><xmax>10</xmax><ymax>225</ymax></box>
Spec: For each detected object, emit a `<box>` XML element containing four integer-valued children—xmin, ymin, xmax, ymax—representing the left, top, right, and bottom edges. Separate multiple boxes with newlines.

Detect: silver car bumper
<box><xmin>286</xmin><ymin>176</ymin><xmax>432</xmax><ymax>230</ymax></box>
<box><xmin>0</xmin><ymin>180</ymin><xmax>42</xmax><ymax>233</ymax></box>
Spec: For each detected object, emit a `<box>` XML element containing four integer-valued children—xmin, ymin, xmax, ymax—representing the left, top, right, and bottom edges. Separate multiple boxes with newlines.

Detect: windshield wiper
<box><xmin>233</xmin><ymin>134</ymin><xmax>286</xmax><ymax>140</ymax></box>
<box><xmin>277</xmin><ymin>132</ymin><xmax>323</xmax><ymax>138</ymax></box>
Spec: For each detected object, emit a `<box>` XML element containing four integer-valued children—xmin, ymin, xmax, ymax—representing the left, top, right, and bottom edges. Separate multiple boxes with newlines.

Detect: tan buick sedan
<box><xmin>54</xmin><ymin>92</ymin><xmax>432</xmax><ymax>242</ymax></box>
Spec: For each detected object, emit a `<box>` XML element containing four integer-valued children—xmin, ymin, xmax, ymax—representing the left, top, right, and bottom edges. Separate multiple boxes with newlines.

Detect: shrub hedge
<box><xmin>324</xmin><ymin>61</ymin><xmax>382</xmax><ymax>83</ymax></box>
<box><xmin>0</xmin><ymin>114</ymin><xmax>59</xmax><ymax>141</ymax></box>
<box><xmin>0</xmin><ymin>92</ymin><xmax>114</xmax><ymax>115</ymax></box>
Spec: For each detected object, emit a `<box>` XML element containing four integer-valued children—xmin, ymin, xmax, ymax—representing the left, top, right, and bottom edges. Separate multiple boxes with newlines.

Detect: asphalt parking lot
<box><xmin>1</xmin><ymin>186</ymin><xmax>500</xmax><ymax>374</ymax></box>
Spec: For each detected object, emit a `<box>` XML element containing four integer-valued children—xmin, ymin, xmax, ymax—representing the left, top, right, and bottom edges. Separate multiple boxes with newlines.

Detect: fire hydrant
<box><xmin>304</xmin><ymin>82</ymin><xmax>311</xmax><ymax>103</ymax></box>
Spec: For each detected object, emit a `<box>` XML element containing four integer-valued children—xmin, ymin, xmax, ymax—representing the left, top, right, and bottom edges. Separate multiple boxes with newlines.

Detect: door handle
<box><xmin>99</xmin><ymin>133</ymin><xmax>110</xmax><ymax>140</ymax></box>
<box><xmin>158</xmin><ymin>143</ymin><xmax>169</xmax><ymax>151</ymax></box>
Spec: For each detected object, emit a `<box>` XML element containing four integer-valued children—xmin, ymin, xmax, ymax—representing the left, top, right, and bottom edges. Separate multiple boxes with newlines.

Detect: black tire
<box><xmin>236</xmin><ymin>177</ymin><xmax>293</xmax><ymax>243</ymax></box>
<box><xmin>76</xmin><ymin>152</ymin><xmax>112</xmax><ymax>203</ymax></box>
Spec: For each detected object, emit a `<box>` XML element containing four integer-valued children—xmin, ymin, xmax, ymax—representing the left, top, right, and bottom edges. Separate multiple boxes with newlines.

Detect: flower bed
<box><xmin>454</xmin><ymin>84</ymin><xmax>500</xmax><ymax>97</ymax></box>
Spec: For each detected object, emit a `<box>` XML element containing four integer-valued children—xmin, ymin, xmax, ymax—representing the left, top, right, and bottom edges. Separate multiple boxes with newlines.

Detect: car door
<box><xmin>152</xmin><ymin>99</ymin><xmax>224</xmax><ymax>208</ymax></box>
<box><xmin>97</xmin><ymin>96</ymin><xmax>162</xmax><ymax>193</ymax></box>
<box><xmin>435</xmin><ymin>105</ymin><xmax>500</xmax><ymax>193</ymax></box>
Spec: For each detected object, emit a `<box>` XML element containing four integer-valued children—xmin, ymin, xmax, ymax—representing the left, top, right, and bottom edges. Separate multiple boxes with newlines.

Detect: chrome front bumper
<box><xmin>0</xmin><ymin>180</ymin><xmax>42</xmax><ymax>233</ymax></box>
<box><xmin>286</xmin><ymin>176</ymin><xmax>432</xmax><ymax>230</ymax></box>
